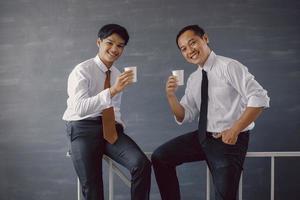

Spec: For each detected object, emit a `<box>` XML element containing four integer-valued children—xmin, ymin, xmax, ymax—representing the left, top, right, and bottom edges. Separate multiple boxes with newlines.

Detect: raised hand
<box><xmin>166</xmin><ymin>75</ymin><xmax>179</xmax><ymax>98</ymax></box>
<box><xmin>110</xmin><ymin>70</ymin><xmax>134</xmax><ymax>97</ymax></box>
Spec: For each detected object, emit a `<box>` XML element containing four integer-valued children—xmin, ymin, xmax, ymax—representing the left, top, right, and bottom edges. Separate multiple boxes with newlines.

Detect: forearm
<box><xmin>73</xmin><ymin>89</ymin><xmax>112</xmax><ymax>117</ymax></box>
<box><xmin>167</xmin><ymin>95</ymin><xmax>185</xmax><ymax>122</ymax></box>
<box><xmin>231</xmin><ymin>107</ymin><xmax>264</xmax><ymax>134</ymax></box>
<box><xmin>109</xmin><ymin>87</ymin><xmax>118</xmax><ymax>98</ymax></box>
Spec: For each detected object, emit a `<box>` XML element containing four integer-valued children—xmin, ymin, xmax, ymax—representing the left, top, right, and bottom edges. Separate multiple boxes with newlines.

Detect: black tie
<box><xmin>198</xmin><ymin>69</ymin><xmax>208</xmax><ymax>143</ymax></box>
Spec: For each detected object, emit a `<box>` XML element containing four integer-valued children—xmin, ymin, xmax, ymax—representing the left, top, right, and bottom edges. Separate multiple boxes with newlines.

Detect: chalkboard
<box><xmin>0</xmin><ymin>0</ymin><xmax>299</xmax><ymax>199</ymax></box>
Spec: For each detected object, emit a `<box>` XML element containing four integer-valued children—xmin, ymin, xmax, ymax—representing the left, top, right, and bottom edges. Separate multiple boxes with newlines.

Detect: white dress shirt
<box><xmin>62</xmin><ymin>55</ymin><xmax>124</xmax><ymax>127</ymax></box>
<box><xmin>177</xmin><ymin>51</ymin><xmax>270</xmax><ymax>133</ymax></box>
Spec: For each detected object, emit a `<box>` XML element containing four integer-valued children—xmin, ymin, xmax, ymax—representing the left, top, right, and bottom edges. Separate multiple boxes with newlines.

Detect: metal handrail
<box><xmin>69</xmin><ymin>151</ymin><xmax>300</xmax><ymax>200</ymax></box>
<box><xmin>207</xmin><ymin>151</ymin><xmax>300</xmax><ymax>200</ymax></box>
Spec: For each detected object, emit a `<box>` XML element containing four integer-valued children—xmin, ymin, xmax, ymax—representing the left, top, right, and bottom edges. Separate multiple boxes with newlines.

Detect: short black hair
<box><xmin>98</xmin><ymin>24</ymin><xmax>129</xmax><ymax>45</ymax></box>
<box><xmin>176</xmin><ymin>25</ymin><xmax>205</xmax><ymax>48</ymax></box>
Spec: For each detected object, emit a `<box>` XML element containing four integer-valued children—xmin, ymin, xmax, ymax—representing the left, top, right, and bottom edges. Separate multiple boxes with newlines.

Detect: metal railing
<box><xmin>207</xmin><ymin>151</ymin><xmax>300</xmax><ymax>200</ymax></box>
<box><xmin>66</xmin><ymin>152</ymin><xmax>133</xmax><ymax>200</ymax></box>
<box><xmin>68</xmin><ymin>151</ymin><xmax>300</xmax><ymax>200</ymax></box>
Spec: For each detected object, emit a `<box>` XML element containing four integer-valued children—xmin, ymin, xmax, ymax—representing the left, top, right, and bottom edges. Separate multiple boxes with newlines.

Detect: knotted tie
<box><xmin>198</xmin><ymin>69</ymin><xmax>208</xmax><ymax>143</ymax></box>
<box><xmin>102</xmin><ymin>70</ymin><xmax>118</xmax><ymax>144</ymax></box>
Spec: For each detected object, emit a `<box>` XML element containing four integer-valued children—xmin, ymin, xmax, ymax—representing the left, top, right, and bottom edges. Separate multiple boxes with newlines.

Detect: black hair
<box><xmin>97</xmin><ymin>24</ymin><xmax>129</xmax><ymax>45</ymax></box>
<box><xmin>176</xmin><ymin>25</ymin><xmax>205</xmax><ymax>48</ymax></box>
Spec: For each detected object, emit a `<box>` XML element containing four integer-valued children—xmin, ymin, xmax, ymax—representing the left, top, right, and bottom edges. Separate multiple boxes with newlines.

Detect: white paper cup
<box><xmin>124</xmin><ymin>66</ymin><xmax>137</xmax><ymax>82</ymax></box>
<box><xmin>172</xmin><ymin>70</ymin><xmax>184</xmax><ymax>86</ymax></box>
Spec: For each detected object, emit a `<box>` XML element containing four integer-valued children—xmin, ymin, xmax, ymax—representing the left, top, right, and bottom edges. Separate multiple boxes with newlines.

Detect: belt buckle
<box><xmin>211</xmin><ymin>132</ymin><xmax>221</xmax><ymax>138</ymax></box>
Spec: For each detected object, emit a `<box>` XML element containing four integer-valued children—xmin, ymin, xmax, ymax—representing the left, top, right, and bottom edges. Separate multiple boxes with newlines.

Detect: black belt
<box><xmin>206</xmin><ymin>130</ymin><xmax>249</xmax><ymax>137</ymax></box>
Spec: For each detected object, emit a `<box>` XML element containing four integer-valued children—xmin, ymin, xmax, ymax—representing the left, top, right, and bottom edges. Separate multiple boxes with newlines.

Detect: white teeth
<box><xmin>108</xmin><ymin>52</ymin><xmax>117</xmax><ymax>57</ymax></box>
<box><xmin>190</xmin><ymin>53</ymin><xmax>197</xmax><ymax>59</ymax></box>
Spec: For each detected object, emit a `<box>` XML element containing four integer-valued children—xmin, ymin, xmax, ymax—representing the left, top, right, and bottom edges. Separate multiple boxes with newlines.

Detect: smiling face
<box><xmin>97</xmin><ymin>33</ymin><xmax>125</xmax><ymax>68</ymax></box>
<box><xmin>177</xmin><ymin>30</ymin><xmax>211</xmax><ymax>66</ymax></box>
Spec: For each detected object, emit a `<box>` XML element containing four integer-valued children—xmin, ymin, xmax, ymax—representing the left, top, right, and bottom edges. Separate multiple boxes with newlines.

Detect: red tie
<box><xmin>102</xmin><ymin>70</ymin><xmax>118</xmax><ymax>144</ymax></box>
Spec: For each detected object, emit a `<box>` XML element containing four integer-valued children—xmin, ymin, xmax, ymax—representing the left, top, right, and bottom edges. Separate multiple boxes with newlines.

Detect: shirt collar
<box><xmin>198</xmin><ymin>51</ymin><xmax>216</xmax><ymax>72</ymax></box>
<box><xmin>93</xmin><ymin>55</ymin><xmax>114</xmax><ymax>73</ymax></box>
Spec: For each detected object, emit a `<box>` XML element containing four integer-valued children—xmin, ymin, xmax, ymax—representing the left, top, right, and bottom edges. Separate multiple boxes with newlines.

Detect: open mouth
<box><xmin>189</xmin><ymin>52</ymin><xmax>198</xmax><ymax>59</ymax></box>
<box><xmin>107</xmin><ymin>51</ymin><xmax>118</xmax><ymax>59</ymax></box>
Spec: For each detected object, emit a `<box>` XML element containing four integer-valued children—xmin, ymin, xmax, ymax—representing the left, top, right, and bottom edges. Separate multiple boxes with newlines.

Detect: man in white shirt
<box><xmin>63</xmin><ymin>24</ymin><xmax>151</xmax><ymax>200</ymax></box>
<box><xmin>151</xmin><ymin>25</ymin><xmax>270</xmax><ymax>200</ymax></box>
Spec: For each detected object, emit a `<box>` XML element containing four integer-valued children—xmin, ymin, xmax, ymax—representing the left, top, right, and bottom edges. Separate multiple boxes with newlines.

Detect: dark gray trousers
<box><xmin>66</xmin><ymin>119</ymin><xmax>151</xmax><ymax>200</ymax></box>
<box><xmin>152</xmin><ymin>130</ymin><xmax>249</xmax><ymax>200</ymax></box>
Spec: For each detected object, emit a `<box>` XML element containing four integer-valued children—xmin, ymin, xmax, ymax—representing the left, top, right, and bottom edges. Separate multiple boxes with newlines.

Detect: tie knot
<box><xmin>106</xmin><ymin>70</ymin><xmax>111</xmax><ymax>76</ymax></box>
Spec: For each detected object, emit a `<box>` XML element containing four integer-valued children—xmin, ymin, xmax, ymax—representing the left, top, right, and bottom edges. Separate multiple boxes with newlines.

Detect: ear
<box><xmin>96</xmin><ymin>38</ymin><xmax>101</xmax><ymax>47</ymax></box>
<box><xmin>203</xmin><ymin>33</ymin><xmax>209</xmax><ymax>44</ymax></box>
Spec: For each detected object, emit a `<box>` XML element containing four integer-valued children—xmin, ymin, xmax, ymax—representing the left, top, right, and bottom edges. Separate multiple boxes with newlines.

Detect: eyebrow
<box><xmin>188</xmin><ymin>38</ymin><xmax>195</xmax><ymax>44</ymax></box>
<box><xmin>179</xmin><ymin>38</ymin><xmax>194</xmax><ymax>49</ymax></box>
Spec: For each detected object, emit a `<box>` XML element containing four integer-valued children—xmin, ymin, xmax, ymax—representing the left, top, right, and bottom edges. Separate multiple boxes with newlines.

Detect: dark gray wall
<box><xmin>1</xmin><ymin>0</ymin><xmax>299</xmax><ymax>199</ymax></box>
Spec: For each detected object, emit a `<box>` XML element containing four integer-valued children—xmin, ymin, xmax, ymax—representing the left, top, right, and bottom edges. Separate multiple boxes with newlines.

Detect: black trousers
<box><xmin>66</xmin><ymin>119</ymin><xmax>151</xmax><ymax>200</ymax></box>
<box><xmin>152</xmin><ymin>130</ymin><xmax>249</xmax><ymax>200</ymax></box>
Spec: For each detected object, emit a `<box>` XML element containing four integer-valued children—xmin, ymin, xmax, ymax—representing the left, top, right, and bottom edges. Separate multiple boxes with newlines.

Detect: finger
<box><xmin>167</xmin><ymin>78</ymin><xmax>176</xmax><ymax>84</ymax></box>
<box><xmin>167</xmin><ymin>82</ymin><xmax>177</xmax><ymax>87</ymax></box>
<box><xmin>120</xmin><ymin>73</ymin><xmax>134</xmax><ymax>82</ymax></box>
<box><xmin>166</xmin><ymin>87</ymin><xmax>176</xmax><ymax>92</ymax></box>
<box><xmin>169</xmin><ymin>76</ymin><xmax>178</xmax><ymax>82</ymax></box>
<box><xmin>124</xmin><ymin>69</ymin><xmax>133</xmax><ymax>73</ymax></box>
<box><xmin>123</xmin><ymin>79</ymin><xmax>133</xmax><ymax>88</ymax></box>
<box><xmin>119</xmin><ymin>77</ymin><xmax>130</xmax><ymax>86</ymax></box>
<box><xmin>126</xmin><ymin>75</ymin><xmax>134</xmax><ymax>83</ymax></box>
<box><xmin>124</xmin><ymin>73</ymin><xmax>134</xmax><ymax>81</ymax></box>
<box><xmin>123</xmin><ymin>76</ymin><xmax>134</xmax><ymax>85</ymax></box>
<box><xmin>120</xmin><ymin>71</ymin><xmax>133</xmax><ymax>79</ymax></box>
<box><xmin>166</xmin><ymin>85</ymin><xmax>177</xmax><ymax>91</ymax></box>
<box><xmin>167</xmin><ymin>78</ymin><xmax>178</xmax><ymax>86</ymax></box>
<box><xmin>222</xmin><ymin>136</ymin><xmax>229</xmax><ymax>144</ymax></box>
<box><xmin>172</xmin><ymin>76</ymin><xmax>179</xmax><ymax>82</ymax></box>
<box><xmin>124</xmin><ymin>70</ymin><xmax>134</xmax><ymax>76</ymax></box>
<box><xmin>223</xmin><ymin>138</ymin><xmax>235</xmax><ymax>145</ymax></box>
<box><xmin>119</xmin><ymin>71</ymin><xmax>127</xmax><ymax>77</ymax></box>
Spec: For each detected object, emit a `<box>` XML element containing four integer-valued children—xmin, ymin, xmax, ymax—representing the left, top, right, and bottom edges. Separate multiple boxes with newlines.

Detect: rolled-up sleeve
<box><xmin>175</xmin><ymin>76</ymin><xmax>199</xmax><ymax>125</ymax></box>
<box><xmin>68</xmin><ymin>67</ymin><xmax>113</xmax><ymax>117</ymax></box>
<box><xmin>226</xmin><ymin>61</ymin><xmax>270</xmax><ymax>108</ymax></box>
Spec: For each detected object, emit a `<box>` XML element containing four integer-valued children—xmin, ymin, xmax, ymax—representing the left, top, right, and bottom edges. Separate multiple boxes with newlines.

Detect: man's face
<box><xmin>97</xmin><ymin>33</ymin><xmax>125</xmax><ymax>67</ymax></box>
<box><xmin>177</xmin><ymin>30</ymin><xmax>211</xmax><ymax>66</ymax></box>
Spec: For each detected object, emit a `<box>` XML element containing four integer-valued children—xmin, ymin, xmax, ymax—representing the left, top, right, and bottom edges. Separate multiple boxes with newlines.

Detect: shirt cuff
<box><xmin>174</xmin><ymin>115</ymin><xmax>183</xmax><ymax>125</ymax></box>
<box><xmin>247</xmin><ymin>96</ymin><xmax>270</xmax><ymax>108</ymax></box>
<box><xmin>98</xmin><ymin>88</ymin><xmax>113</xmax><ymax>109</ymax></box>
<box><xmin>174</xmin><ymin>104</ymin><xmax>189</xmax><ymax>125</ymax></box>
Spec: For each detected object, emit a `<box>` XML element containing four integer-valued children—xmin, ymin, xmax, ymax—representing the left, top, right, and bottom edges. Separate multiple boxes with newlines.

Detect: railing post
<box><xmin>271</xmin><ymin>156</ymin><xmax>275</xmax><ymax>200</ymax></box>
<box><xmin>77</xmin><ymin>178</ymin><xmax>81</xmax><ymax>200</ymax></box>
<box><xmin>239</xmin><ymin>172</ymin><xmax>243</xmax><ymax>200</ymax></box>
<box><xmin>109</xmin><ymin>159</ymin><xmax>114</xmax><ymax>200</ymax></box>
<box><xmin>206</xmin><ymin>166</ymin><xmax>210</xmax><ymax>200</ymax></box>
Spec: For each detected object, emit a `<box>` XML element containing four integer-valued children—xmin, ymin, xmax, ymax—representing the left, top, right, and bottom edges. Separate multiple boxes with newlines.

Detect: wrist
<box><xmin>166</xmin><ymin>92</ymin><xmax>176</xmax><ymax>99</ymax></box>
<box><xmin>109</xmin><ymin>87</ymin><xmax>118</xmax><ymax>97</ymax></box>
<box><xmin>230</xmin><ymin>125</ymin><xmax>242</xmax><ymax>136</ymax></box>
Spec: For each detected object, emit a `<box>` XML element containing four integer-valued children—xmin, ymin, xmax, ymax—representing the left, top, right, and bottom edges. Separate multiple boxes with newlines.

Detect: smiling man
<box><xmin>63</xmin><ymin>24</ymin><xmax>151</xmax><ymax>200</ymax></box>
<box><xmin>151</xmin><ymin>25</ymin><xmax>270</xmax><ymax>200</ymax></box>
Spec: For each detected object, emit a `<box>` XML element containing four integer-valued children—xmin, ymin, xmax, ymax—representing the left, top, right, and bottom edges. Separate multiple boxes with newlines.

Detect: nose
<box><xmin>111</xmin><ymin>45</ymin><xmax>118</xmax><ymax>52</ymax></box>
<box><xmin>186</xmin><ymin>46</ymin><xmax>194</xmax><ymax>56</ymax></box>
